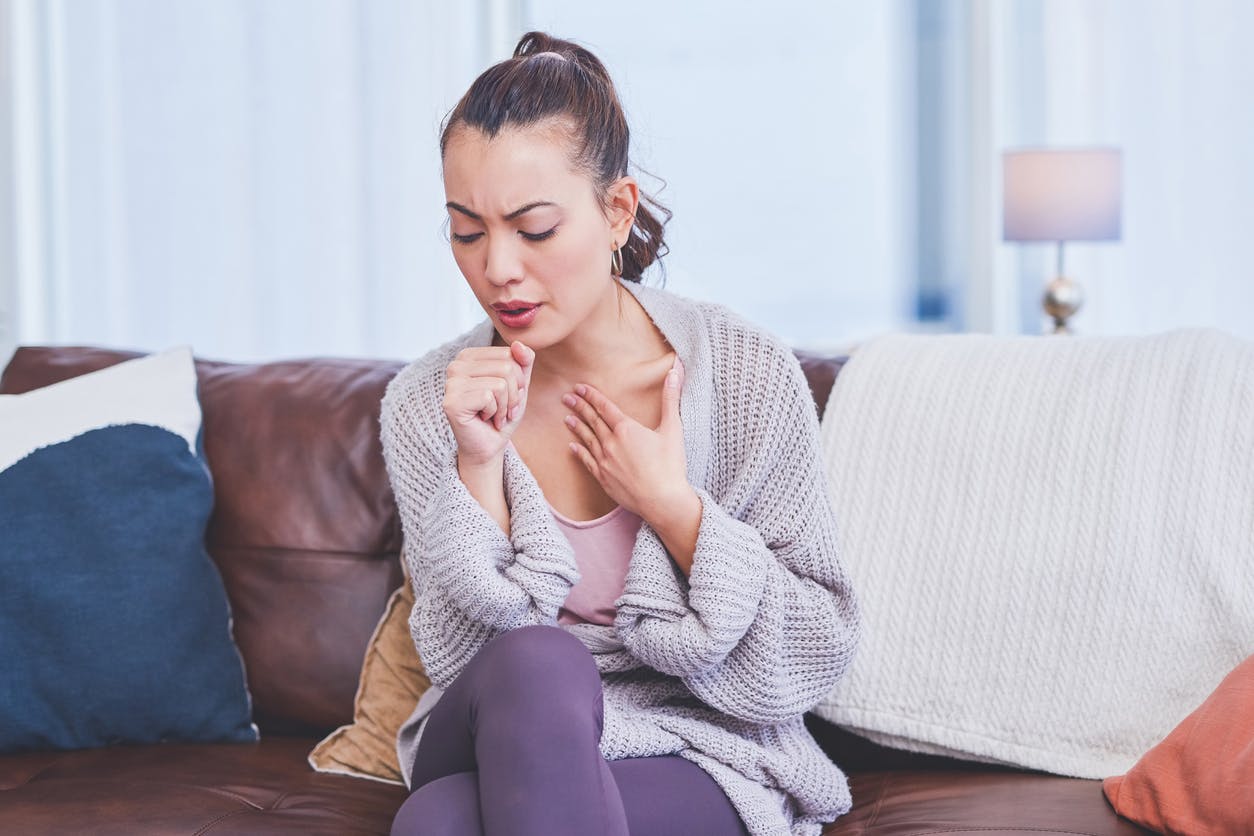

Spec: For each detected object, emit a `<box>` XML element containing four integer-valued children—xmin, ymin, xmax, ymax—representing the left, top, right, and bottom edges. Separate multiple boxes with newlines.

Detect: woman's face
<box><xmin>441</xmin><ymin>121</ymin><xmax>626</xmax><ymax>349</ymax></box>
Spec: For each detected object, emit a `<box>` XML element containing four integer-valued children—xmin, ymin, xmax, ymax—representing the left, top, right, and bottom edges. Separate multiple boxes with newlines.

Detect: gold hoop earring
<box><xmin>610</xmin><ymin>242</ymin><xmax>624</xmax><ymax>277</ymax></box>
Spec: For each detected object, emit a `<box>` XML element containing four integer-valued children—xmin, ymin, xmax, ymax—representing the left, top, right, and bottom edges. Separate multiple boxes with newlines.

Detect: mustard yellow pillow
<box><xmin>307</xmin><ymin>578</ymin><xmax>428</xmax><ymax>784</ymax></box>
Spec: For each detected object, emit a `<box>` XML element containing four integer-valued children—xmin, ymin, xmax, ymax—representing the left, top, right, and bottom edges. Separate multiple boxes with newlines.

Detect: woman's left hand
<box><xmin>563</xmin><ymin>356</ymin><xmax>689</xmax><ymax>523</ymax></box>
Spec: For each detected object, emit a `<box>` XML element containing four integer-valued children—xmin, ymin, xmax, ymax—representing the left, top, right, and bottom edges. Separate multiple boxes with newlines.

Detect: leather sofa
<box><xmin>0</xmin><ymin>345</ymin><xmax>1150</xmax><ymax>835</ymax></box>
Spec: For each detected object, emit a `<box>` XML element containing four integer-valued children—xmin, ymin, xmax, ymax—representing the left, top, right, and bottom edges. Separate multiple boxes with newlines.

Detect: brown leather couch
<box><xmin>0</xmin><ymin>345</ymin><xmax>1150</xmax><ymax>835</ymax></box>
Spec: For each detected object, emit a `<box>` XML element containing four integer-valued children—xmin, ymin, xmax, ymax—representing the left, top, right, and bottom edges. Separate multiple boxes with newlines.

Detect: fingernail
<box><xmin>574</xmin><ymin>384</ymin><xmax>587</xmax><ymax>396</ymax></box>
<box><xmin>508</xmin><ymin>404</ymin><xmax>519</xmax><ymax>421</ymax></box>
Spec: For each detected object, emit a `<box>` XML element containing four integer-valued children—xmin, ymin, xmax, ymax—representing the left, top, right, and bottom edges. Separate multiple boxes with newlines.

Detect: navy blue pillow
<box><xmin>0</xmin><ymin>347</ymin><xmax>257</xmax><ymax>752</ymax></box>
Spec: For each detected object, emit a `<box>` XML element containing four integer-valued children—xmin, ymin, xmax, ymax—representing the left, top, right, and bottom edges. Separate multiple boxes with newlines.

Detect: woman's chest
<box><xmin>511</xmin><ymin>397</ymin><xmax>617</xmax><ymax>521</ymax></box>
<box><xmin>511</xmin><ymin>378</ymin><xmax>668</xmax><ymax>522</ymax></box>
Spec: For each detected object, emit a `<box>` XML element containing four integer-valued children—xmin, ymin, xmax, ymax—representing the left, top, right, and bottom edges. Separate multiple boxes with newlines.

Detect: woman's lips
<box><xmin>497</xmin><ymin>304</ymin><xmax>541</xmax><ymax>328</ymax></box>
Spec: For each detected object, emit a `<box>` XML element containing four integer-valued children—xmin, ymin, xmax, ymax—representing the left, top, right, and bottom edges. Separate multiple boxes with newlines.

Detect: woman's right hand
<box><xmin>442</xmin><ymin>340</ymin><xmax>535</xmax><ymax>466</ymax></box>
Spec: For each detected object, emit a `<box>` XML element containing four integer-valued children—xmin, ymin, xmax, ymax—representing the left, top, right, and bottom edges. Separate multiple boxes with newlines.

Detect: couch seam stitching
<box><xmin>6</xmin><ymin>754</ymin><xmax>72</xmax><ymax>788</ymax></box>
<box><xmin>862</xmin><ymin>773</ymin><xmax>888</xmax><ymax>833</ymax></box>
<box><xmin>179</xmin><ymin>784</ymin><xmax>265</xmax><ymax>809</ymax></box>
<box><xmin>265</xmin><ymin>789</ymin><xmax>295</xmax><ymax>810</ymax></box>
<box><xmin>193</xmin><ymin>807</ymin><xmax>253</xmax><ymax>836</ymax></box>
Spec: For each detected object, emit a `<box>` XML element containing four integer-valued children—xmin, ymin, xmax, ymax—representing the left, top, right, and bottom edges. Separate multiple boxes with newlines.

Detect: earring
<box><xmin>610</xmin><ymin>242</ymin><xmax>624</xmax><ymax>277</ymax></box>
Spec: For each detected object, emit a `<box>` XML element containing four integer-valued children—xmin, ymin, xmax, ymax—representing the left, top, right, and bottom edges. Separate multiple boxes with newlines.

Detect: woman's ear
<box><xmin>607</xmin><ymin>175</ymin><xmax>640</xmax><ymax>245</ymax></box>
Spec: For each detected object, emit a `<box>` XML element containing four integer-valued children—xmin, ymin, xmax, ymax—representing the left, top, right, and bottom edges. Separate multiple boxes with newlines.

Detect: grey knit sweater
<box><xmin>379</xmin><ymin>277</ymin><xmax>862</xmax><ymax>836</ymax></box>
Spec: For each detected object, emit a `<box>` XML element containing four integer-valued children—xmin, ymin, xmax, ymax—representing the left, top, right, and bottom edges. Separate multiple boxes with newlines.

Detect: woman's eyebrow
<box><xmin>446</xmin><ymin>201</ymin><xmax>557</xmax><ymax>221</ymax></box>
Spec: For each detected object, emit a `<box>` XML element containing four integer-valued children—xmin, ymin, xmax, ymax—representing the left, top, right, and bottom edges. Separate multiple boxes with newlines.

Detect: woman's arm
<box><xmin>644</xmin><ymin>486</ymin><xmax>702</xmax><ymax>576</ymax></box>
<box><xmin>458</xmin><ymin>453</ymin><xmax>510</xmax><ymax>537</ymax></box>
<box><xmin>380</xmin><ymin>365</ymin><xmax>580</xmax><ymax>689</ymax></box>
<box><xmin>615</xmin><ymin>333</ymin><xmax>862</xmax><ymax>725</ymax></box>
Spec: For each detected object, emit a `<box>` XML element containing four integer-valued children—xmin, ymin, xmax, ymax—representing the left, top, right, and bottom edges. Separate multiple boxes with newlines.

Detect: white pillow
<box><xmin>0</xmin><ymin>346</ymin><xmax>201</xmax><ymax>470</ymax></box>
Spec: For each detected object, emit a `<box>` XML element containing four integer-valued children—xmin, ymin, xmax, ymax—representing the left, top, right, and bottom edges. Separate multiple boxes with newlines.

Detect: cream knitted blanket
<box><xmin>812</xmin><ymin>328</ymin><xmax>1254</xmax><ymax>779</ymax></box>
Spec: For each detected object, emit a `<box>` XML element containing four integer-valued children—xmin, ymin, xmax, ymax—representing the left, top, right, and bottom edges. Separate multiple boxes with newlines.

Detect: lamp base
<box><xmin>1043</xmin><ymin>275</ymin><xmax>1083</xmax><ymax>335</ymax></box>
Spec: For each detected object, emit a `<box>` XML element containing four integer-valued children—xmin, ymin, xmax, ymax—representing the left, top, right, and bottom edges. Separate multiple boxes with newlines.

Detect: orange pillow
<box><xmin>307</xmin><ymin>578</ymin><xmax>429</xmax><ymax>784</ymax></box>
<box><xmin>1103</xmin><ymin>654</ymin><xmax>1254</xmax><ymax>835</ymax></box>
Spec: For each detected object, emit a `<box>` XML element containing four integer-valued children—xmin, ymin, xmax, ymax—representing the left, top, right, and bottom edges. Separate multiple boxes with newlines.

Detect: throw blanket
<box><xmin>812</xmin><ymin>328</ymin><xmax>1254</xmax><ymax>779</ymax></box>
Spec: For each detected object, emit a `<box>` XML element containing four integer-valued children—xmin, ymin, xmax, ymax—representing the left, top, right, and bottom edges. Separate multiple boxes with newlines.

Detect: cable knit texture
<box><xmin>812</xmin><ymin>329</ymin><xmax>1254</xmax><ymax>779</ymax></box>
<box><xmin>379</xmin><ymin>277</ymin><xmax>861</xmax><ymax>836</ymax></box>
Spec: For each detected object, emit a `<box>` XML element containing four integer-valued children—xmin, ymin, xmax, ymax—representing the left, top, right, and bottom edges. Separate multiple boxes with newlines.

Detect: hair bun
<box><xmin>513</xmin><ymin>32</ymin><xmax>612</xmax><ymax>85</ymax></box>
<box><xmin>513</xmin><ymin>31</ymin><xmax>567</xmax><ymax>58</ymax></box>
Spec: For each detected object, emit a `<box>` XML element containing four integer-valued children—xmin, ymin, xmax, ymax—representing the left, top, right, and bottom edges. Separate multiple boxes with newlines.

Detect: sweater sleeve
<box><xmin>379</xmin><ymin>362</ymin><xmax>580</xmax><ymax>690</ymax></box>
<box><xmin>615</xmin><ymin>332</ymin><xmax>862</xmax><ymax>725</ymax></box>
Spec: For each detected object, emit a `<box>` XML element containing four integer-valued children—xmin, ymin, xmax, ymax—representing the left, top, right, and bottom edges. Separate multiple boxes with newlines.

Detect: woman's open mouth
<box><xmin>496</xmin><ymin>304</ymin><xmax>541</xmax><ymax>328</ymax></box>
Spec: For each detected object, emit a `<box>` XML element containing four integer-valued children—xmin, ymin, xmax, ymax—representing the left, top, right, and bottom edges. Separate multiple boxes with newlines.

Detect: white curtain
<box><xmin>11</xmin><ymin>2</ymin><xmax>1238</xmax><ymax>368</ymax></box>
<box><xmin>1</xmin><ymin>0</ymin><xmax>488</xmax><ymax>366</ymax></box>
<box><xmin>984</xmin><ymin>0</ymin><xmax>1254</xmax><ymax>337</ymax></box>
<box><xmin>1</xmin><ymin>0</ymin><xmax>917</xmax><ymax>368</ymax></box>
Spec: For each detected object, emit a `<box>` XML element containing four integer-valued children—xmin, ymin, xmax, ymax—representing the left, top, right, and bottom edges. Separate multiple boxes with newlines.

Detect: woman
<box><xmin>382</xmin><ymin>32</ymin><xmax>861</xmax><ymax>836</ymax></box>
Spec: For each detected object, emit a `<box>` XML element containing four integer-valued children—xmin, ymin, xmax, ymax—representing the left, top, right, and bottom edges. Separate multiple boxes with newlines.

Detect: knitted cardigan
<box><xmin>379</xmin><ymin>277</ymin><xmax>862</xmax><ymax>836</ymax></box>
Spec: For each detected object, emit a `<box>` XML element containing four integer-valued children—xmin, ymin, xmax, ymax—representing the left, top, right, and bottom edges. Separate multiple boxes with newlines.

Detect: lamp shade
<box><xmin>1002</xmin><ymin>148</ymin><xmax>1122</xmax><ymax>242</ymax></box>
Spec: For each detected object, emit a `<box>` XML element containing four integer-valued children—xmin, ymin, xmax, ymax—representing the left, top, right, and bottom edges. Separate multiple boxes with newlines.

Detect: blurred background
<box><xmin>1</xmin><ymin>0</ymin><xmax>1251</xmax><ymax>367</ymax></box>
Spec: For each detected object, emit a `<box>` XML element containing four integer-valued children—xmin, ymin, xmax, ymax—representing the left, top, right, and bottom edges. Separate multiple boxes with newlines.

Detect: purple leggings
<box><xmin>390</xmin><ymin>625</ymin><xmax>749</xmax><ymax>836</ymax></box>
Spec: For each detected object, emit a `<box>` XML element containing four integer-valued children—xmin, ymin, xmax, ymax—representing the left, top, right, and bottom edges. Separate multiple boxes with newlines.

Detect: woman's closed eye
<box><xmin>450</xmin><ymin>227</ymin><xmax>558</xmax><ymax>245</ymax></box>
<box><xmin>520</xmin><ymin>226</ymin><xmax>558</xmax><ymax>242</ymax></box>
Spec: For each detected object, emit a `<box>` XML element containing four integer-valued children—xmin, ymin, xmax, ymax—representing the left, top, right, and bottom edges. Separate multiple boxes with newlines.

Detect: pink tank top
<box><xmin>549</xmin><ymin>502</ymin><xmax>643</xmax><ymax>626</ymax></box>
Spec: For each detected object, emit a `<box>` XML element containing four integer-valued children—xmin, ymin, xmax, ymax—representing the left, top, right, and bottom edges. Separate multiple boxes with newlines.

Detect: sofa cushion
<box><xmin>0</xmin><ymin>347</ymin><xmax>257</xmax><ymax>752</ymax></box>
<box><xmin>1102</xmin><ymin>653</ymin><xmax>1254</xmax><ymax>834</ymax></box>
<box><xmin>0</xmin><ymin>737</ymin><xmax>408</xmax><ymax>834</ymax></box>
<box><xmin>0</xmin><ymin>736</ymin><xmax>1140</xmax><ymax>836</ymax></box>
<box><xmin>0</xmin><ymin>346</ymin><xmax>409</xmax><ymax>737</ymax></box>
<box><xmin>826</xmin><ymin>771</ymin><xmax>1151</xmax><ymax>836</ymax></box>
<box><xmin>308</xmin><ymin>578</ymin><xmax>430</xmax><ymax>785</ymax></box>
<box><xmin>814</xmin><ymin>329</ymin><xmax>1254</xmax><ymax>779</ymax></box>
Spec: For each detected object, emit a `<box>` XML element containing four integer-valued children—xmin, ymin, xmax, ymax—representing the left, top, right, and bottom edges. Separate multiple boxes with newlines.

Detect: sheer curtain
<box><xmin>4</xmin><ymin>3</ymin><xmax>1251</xmax><ymax>371</ymax></box>
<box><xmin>1</xmin><ymin>0</ymin><xmax>488</xmax><ymax>367</ymax></box>
<box><xmin>986</xmin><ymin>0</ymin><xmax>1254</xmax><ymax>336</ymax></box>
<box><xmin>1</xmin><ymin>1</ymin><xmax>918</xmax><ymax>368</ymax></box>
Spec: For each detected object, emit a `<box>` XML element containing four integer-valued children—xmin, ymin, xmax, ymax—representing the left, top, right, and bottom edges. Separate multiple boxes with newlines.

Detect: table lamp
<box><xmin>1002</xmin><ymin>148</ymin><xmax>1122</xmax><ymax>334</ymax></box>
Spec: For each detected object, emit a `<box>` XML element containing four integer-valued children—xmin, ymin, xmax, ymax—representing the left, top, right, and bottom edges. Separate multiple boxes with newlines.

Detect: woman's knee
<box><xmin>610</xmin><ymin>756</ymin><xmax>749</xmax><ymax>836</ymax></box>
<box><xmin>390</xmin><ymin>771</ymin><xmax>483</xmax><ymax>836</ymax></box>
<box><xmin>473</xmin><ymin>625</ymin><xmax>599</xmax><ymax>696</ymax></box>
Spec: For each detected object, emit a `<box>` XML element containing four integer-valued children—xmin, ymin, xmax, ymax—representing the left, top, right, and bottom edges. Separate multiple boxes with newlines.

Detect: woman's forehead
<box><xmin>443</xmin><ymin>124</ymin><xmax>588</xmax><ymax>212</ymax></box>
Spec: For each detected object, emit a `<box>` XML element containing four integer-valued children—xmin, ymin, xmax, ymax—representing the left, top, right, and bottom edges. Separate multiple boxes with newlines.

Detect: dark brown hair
<box><xmin>439</xmin><ymin>32</ymin><xmax>670</xmax><ymax>283</ymax></box>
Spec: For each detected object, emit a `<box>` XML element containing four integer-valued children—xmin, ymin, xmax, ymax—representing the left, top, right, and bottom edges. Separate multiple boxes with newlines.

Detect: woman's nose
<box><xmin>484</xmin><ymin>235</ymin><xmax>523</xmax><ymax>285</ymax></box>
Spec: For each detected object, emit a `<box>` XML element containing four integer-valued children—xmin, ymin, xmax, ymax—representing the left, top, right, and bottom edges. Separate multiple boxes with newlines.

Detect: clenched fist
<box><xmin>442</xmin><ymin>340</ymin><xmax>535</xmax><ymax>467</ymax></box>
